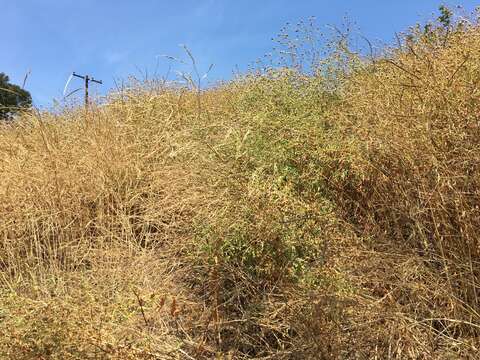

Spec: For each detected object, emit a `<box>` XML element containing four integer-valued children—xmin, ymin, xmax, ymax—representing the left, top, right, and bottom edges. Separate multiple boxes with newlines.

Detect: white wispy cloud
<box><xmin>104</xmin><ymin>50</ymin><xmax>129</xmax><ymax>64</ymax></box>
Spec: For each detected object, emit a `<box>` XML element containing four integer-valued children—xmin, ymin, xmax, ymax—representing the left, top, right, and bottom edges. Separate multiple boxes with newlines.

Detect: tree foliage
<box><xmin>0</xmin><ymin>72</ymin><xmax>32</xmax><ymax>119</ymax></box>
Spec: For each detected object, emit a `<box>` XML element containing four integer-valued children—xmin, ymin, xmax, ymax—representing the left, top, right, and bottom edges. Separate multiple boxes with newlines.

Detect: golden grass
<box><xmin>326</xmin><ymin>17</ymin><xmax>480</xmax><ymax>332</ymax></box>
<box><xmin>1</xmin><ymin>11</ymin><xmax>480</xmax><ymax>359</ymax></box>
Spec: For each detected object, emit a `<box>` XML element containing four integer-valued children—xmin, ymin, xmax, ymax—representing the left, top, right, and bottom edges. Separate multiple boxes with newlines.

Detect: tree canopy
<box><xmin>0</xmin><ymin>73</ymin><xmax>32</xmax><ymax>119</ymax></box>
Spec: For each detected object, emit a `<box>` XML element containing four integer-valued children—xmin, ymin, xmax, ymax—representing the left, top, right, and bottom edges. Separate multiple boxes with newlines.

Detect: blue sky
<box><xmin>3</xmin><ymin>1</ymin><xmax>479</xmax><ymax>107</ymax></box>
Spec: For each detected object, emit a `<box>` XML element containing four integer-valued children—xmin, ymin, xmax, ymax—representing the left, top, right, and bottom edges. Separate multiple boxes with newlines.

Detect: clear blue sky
<box><xmin>2</xmin><ymin>1</ymin><xmax>478</xmax><ymax>107</ymax></box>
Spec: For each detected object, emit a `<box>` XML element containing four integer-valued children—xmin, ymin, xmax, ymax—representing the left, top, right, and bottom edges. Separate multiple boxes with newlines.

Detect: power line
<box><xmin>72</xmin><ymin>72</ymin><xmax>102</xmax><ymax>109</ymax></box>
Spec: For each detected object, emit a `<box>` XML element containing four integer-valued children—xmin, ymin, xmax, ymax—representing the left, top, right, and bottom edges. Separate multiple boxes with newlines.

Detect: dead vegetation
<box><xmin>1</xmin><ymin>7</ymin><xmax>480</xmax><ymax>359</ymax></box>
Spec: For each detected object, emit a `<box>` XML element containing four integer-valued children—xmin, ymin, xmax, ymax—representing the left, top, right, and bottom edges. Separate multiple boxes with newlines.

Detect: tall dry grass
<box><xmin>0</xmin><ymin>77</ymin><xmax>346</xmax><ymax>358</ymax></box>
<box><xmin>1</xmin><ymin>8</ymin><xmax>480</xmax><ymax>359</ymax></box>
<box><xmin>324</xmin><ymin>12</ymin><xmax>480</xmax><ymax>328</ymax></box>
<box><xmin>0</xmin><ymin>88</ymin><xmax>220</xmax><ymax>358</ymax></box>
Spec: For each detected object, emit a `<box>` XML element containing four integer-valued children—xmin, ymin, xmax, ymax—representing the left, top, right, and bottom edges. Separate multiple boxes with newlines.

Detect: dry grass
<box><xmin>1</xmin><ymin>9</ymin><xmax>480</xmax><ymax>359</ymax></box>
<box><xmin>0</xmin><ymin>81</ymin><xmax>343</xmax><ymax>358</ymax></box>
<box><xmin>323</xmin><ymin>13</ymin><xmax>480</xmax><ymax>346</ymax></box>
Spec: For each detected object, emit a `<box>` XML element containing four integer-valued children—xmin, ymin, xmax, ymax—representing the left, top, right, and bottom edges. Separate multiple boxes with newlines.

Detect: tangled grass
<box><xmin>1</xmin><ymin>8</ymin><xmax>480</xmax><ymax>359</ymax></box>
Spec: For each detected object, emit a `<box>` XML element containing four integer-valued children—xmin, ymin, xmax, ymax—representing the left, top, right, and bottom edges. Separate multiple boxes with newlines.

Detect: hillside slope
<box><xmin>1</xmin><ymin>13</ymin><xmax>480</xmax><ymax>359</ymax></box>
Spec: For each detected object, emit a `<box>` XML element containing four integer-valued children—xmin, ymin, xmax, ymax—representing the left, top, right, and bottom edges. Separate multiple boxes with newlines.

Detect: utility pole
<box><xmin>72</xmin><ymin>72</ymin><xmax>102</xmax><ymax>109</ymax></box>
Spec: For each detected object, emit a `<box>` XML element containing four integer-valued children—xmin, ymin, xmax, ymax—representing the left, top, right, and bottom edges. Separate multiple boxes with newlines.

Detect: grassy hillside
<box><xmin>1</xmin><ymin>10</ymin><xmax>480</xmax><ymax>359</ymax></box>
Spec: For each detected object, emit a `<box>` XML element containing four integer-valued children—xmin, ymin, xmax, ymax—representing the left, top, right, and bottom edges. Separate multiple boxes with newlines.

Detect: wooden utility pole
<box><xmin>72</xmin><ymin>72</ymin><xmax>102</xmax><ymax>108</ymax></box>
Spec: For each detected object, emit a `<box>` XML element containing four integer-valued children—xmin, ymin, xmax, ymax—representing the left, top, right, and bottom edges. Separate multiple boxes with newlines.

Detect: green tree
<box><xmin>0</xmin><ymin>72</ymin><xmax>32</xmax><ymax>119</ymax></box>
